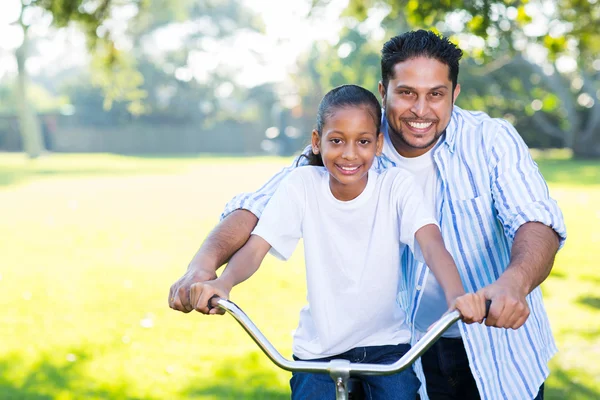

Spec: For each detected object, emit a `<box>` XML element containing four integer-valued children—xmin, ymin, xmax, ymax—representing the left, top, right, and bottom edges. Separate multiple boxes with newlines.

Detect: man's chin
<box><xmin>405</xmin><ymin>136</ymin><xmax>438</xmax><ymax>150</ymax></box>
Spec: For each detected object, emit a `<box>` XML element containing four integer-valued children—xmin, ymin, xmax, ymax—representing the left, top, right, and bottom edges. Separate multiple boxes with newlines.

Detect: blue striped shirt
<box><xmin>221</xmin><ymin>106</ymin><xmax>567</xmax><ymax>400</ymax></box>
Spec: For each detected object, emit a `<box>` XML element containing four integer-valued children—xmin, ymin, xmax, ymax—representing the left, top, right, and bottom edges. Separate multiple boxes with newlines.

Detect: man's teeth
<box><xmin>407</xmin><ymin>121</ymin><xmax>433</xmax><ymax>129</ymax></box>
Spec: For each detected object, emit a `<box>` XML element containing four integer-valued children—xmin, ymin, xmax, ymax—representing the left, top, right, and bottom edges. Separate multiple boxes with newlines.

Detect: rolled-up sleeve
<box><xmin>220</xmin><ymin>146</ymin><xmax>311</xmax><ymax>220</ymax></box>
<box><xmin>489</xmin><ymin>120</ymin><xmax>567</xmax><ymax>248</ymax></box>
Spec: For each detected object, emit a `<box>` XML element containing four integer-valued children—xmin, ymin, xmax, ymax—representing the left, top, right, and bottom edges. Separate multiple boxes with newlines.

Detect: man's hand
<box><xmin>169</xmin><ymin>268</ymin><xmax>217</xmax><ymax>313</ymax></box>
<box><xmin>477</xmin><ymin>277</ymin><xmax>530</xmax><ymax>329</ymax></box>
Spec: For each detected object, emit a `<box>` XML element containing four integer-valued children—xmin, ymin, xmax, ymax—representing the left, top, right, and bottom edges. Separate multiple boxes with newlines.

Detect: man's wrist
<box><xmin>498</xmin><ymin>267</ymin><xmax>531</xmax><ymax>296</ymax></box>
<box><xmin>187</xmin><ymin>260</ymin><xmax>218</xmax><ymax>280</ymax></box>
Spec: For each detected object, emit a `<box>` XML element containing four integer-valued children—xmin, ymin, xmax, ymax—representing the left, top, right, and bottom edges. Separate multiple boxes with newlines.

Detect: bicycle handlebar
<box><xmin>215</xmin><ymin>298</ymin><xmax>490</xmax><ymax>376</ymax></box>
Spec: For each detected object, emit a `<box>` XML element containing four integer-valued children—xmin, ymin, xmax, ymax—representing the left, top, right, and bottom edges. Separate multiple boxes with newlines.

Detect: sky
<box><xmin>0</xmin><ymin>0</ymin><xmax>349</xmax><ymax>86</ymax></box>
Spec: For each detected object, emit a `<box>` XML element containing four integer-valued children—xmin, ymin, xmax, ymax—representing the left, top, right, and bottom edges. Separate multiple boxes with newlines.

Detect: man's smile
<box><xmin>404</xmin><ymin>120</ymin><xmax>435</xmax><ymax>131</ymax></box>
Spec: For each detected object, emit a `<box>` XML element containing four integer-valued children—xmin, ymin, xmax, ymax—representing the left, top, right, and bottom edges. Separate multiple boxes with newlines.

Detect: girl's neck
<box><xmin>328</xmin><ymin>175</ymin><xmax>368</xmax><ymax>201</ymax></box>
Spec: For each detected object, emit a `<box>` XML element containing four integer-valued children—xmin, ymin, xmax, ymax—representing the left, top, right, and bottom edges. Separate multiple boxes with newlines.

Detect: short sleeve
<box><xmin>393</xmin><ymin>171</ymin><xmax>439</xmax><ymax>262</ymax></box>
<box><xmin>251</xmin><ymin>169</ymin><xmax>306</xmax><ymax>260</ymax></box>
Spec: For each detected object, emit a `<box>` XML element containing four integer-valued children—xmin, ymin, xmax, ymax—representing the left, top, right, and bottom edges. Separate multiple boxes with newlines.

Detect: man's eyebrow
<box><xmin>394</xmin><ymin>84</ymin><xmax>449</xmax><ymax>91</ymax></box>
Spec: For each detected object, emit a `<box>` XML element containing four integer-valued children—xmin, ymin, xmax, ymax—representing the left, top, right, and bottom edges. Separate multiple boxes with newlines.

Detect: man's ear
<box><xmin>375</xmin><ymin>133</ymin><xmax>384</xmax><ymax>156</ymax></box>
<box><xmin>452</xmin><ymin>83</ymin><xmax>461</xmax><ymax>104</ymax></box>
<box><xmin>311</xmin><ymin>130</ymin><xmax>320</xmax><ymax>154</ymax></box>
<box><xmin>378</xmin><ymin>81</ymin><xmax>386</xmax><ymax>104</ymax></box>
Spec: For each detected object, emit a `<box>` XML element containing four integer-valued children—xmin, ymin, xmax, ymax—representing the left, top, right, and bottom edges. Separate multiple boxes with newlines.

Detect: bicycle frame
<box><xmin>216</xmin><ymin>298</ymin><xmax>464</xmax><ymax>400</ymax></box>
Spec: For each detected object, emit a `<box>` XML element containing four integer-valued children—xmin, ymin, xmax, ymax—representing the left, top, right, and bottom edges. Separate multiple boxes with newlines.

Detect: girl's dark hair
<box><xmin>298</xmin><ymin>84</ymin><xmax>382</xmax><ymax>166</ymax></box>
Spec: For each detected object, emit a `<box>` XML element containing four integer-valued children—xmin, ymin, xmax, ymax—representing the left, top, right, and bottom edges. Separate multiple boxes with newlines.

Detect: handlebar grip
<box><xmin>484</xmin><ymin>299</ymin><xmax>492</xmax><ymax>318</ymax></box>
<box><xmin>207</xmin><ymin>294</ymin><xmax>221</xmax><ymax>311</ymax></box>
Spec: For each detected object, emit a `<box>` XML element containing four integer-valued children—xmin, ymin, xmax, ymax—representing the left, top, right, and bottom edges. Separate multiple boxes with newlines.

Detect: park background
<box><xmin>0</xmin><ymin>0</ymin><xmax>598</xmax><ymax>399</ymax></box>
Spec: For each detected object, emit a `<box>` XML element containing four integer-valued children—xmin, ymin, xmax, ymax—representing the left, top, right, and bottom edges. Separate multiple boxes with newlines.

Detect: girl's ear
<box><xmin>375</xmin><ymin>132</ymin><xmax>384</xmax><ymax>156</ymax></box>
<box><xmin>311</xmin><ymin>130</ymin><xmax>320</xmax><ymax>154</ymax></box>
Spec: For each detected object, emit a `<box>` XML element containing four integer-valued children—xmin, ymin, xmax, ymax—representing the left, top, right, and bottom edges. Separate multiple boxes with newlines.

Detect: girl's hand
<box><xmin>189</xmin><ymin>279</ymin><xmax>231</xmax><ymax>315</ymax></box>
<box><xmin>450</xmin><ymin>293</ymin><xmax>487</xmax><ymax>324</ymax></box>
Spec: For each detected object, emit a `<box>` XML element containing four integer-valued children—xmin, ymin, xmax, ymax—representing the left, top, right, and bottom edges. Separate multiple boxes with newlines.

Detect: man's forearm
<box><xmin>188</xmin><ymin>209</ymin><xmax>259</xmax><ymax>274</ymax></box>
<box><xmin>502</xmin><ymin>222</ymin><xmax>560</xmax><ymax>295</ymax></box>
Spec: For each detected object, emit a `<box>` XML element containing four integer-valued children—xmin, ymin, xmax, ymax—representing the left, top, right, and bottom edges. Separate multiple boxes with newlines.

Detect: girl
<box><xmin>190</xmin><ymin>85</ymin><xmax>486</xmax><ymax>399</ymax></box>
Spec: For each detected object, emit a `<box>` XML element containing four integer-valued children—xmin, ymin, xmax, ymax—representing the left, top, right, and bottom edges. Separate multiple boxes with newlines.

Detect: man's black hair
<box><xmin>381</xmin><ymin>30</ymin><xmax>463</xmax><ymax>91</ymax></box>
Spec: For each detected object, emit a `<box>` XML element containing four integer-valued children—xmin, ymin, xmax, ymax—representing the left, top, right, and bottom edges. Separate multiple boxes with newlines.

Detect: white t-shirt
<box><xmin>382</xmin><ymin>131</ymin><xmax>461</xmax><ymax>337</ymax></box>
<box><xmin>252</xmin><ymin>166</ymin><xmax>438</xmax><ymax>360</ymax></box>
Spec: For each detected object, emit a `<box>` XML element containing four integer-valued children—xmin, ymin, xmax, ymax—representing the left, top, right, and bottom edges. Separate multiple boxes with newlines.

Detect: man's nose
<box><xmin>410</xmin><ymin>97</ymin><xmax>429</xmax><ymax>117</ymax></box>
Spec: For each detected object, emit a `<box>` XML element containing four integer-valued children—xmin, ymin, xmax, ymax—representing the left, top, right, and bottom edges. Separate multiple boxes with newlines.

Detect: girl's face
<box><xmin>312</xmin><ymin>106</ymin><xmax>383</xmax><ymax>201</ymax></box>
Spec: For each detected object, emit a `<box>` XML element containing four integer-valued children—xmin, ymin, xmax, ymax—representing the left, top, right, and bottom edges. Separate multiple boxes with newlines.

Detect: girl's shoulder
<box><xmin>285</xmin><ymin>165</ymin><xmax>328</xmax><ymax>186</ymax></box>
<box><xmin>291</xmin><ymin>165</ymin><xmax>327</xmax><ymax>178</ymax></box>
<box><xmin>377</xmin><ymin>166</ymin><xmax>417</xmax><ymax>183</ymax></box>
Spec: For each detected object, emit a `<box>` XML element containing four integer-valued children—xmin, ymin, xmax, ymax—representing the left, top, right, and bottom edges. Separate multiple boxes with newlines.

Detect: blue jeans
<box><xmin>290</xmin><ymin>344</ymin><xmax>420</xmax><ymax>400</ymax></box>
<box><xmin>421</xmin><ymin>337</ymin><xmax>544</xmax><ymax>400</ymax></box>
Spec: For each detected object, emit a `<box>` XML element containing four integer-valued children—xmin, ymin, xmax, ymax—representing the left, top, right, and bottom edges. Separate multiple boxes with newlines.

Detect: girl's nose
<box><xmin>342</xmin><ymin>144</ymin><xmax>357</xmax><ymax>160</ymax></box>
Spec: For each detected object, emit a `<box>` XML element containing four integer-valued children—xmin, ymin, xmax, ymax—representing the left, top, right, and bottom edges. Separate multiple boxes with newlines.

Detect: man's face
<box><xmin>379</xmin><ymin>56</ymin><xmax>460</xmax><ymax>157</ymax></box>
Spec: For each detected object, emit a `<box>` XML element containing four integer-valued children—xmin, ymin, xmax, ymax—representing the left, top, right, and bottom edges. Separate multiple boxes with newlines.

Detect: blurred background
<box><xmin>0</xmin><ymin>0</ymin><xmax>598</xmax><ymax>399</ymax></box>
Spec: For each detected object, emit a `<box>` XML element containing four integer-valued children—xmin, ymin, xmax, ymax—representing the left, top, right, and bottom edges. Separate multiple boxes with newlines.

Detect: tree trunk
<box><xmin>15</xmin><ymin>26</ymin><xmax>44</xmax><ymax>159</ymax></box>
<box><xmin>572</xmin><ymin>72</ymin><xmax>600</xmax><ymax>158</ymax></box>
<box><xmin>572</xmin><ymin>130</ymin><xmax>600</xmax><ymax>158</ymax></box>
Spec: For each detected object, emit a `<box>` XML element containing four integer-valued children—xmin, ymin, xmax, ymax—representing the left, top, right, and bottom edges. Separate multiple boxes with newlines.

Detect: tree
<box><xmin>7</xmin><ymin>0</ymin><xmax>131</xmax><ymax>158</ymax></box>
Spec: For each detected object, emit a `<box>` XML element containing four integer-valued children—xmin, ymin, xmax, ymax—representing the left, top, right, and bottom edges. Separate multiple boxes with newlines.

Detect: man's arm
<box><xmin>169</xmin><ymin>147</ymin><xmax>312</xmax><ymax>313</ymax></box>
<box><xmin>478</xmin><ymin>120</ymin><xmax>566</xmax><ymax>329</ymax></box>
<box><xmin>169</xmin><ymin>209</ymin><xmax>257</xmax><ymax>313</ymax></box>
<box><xmin>189</xmin><ymin>234</ymin><xmax>272</xmax><ymax>315</ymax></box>
<box><xmin>479</xmin><ymin>222</ymin><xmax>559</xmax><ymax>329</ymax></box>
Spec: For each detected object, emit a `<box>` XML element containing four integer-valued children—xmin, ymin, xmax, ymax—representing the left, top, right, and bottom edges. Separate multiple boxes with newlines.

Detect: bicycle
<box><xmin>211</xmin><ymin>297</ymin><xmax>490</xmax><ymax>400</ymax></box>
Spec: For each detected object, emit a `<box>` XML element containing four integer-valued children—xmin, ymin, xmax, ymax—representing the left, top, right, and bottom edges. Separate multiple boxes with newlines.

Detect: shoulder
<box><xmin>286</xmin><ymin>165</ymin><xmax>327</xmax><ymax>185</ymax></box>
<box><xmin>376</xmin><ymin>167</ymin><xmax>420</xmax><ymax>191</ymax></box>
<box><xmin>453</xmin><ymin>106</ymin><xmax>505</xmax><ymax>134</ymax></box>
<box><xmin>451</xmin><ymin>106</ymin><xmax>524</xmax><ymax>151</ymax></box>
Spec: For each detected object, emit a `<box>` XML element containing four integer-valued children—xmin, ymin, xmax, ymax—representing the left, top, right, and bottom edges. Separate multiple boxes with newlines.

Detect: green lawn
<box><xmin>0</xmin><ymin>152</ymin><xmax>598</xmax><ymax>399</ymax></box>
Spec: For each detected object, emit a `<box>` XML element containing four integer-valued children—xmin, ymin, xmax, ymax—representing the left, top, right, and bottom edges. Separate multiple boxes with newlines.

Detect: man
<box><xmin>169</xmin><ymin>30</ymin><xmax>566</xmax><ymax>400</ymax></box>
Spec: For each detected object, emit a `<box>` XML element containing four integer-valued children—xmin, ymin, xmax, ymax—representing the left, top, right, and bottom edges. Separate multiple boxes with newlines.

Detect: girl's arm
<box><xmin>189</xmin><ymin>234</ymin><xmax>271</xmax><ymax>315</ymax></box>
<box><xmin>415</xmin><ymin>224</ymin><xmax>465</xmax><ymax>304</ymax></box>
<box><xmin>415</xmin><ymin>224</ymin><xmax>487</xmax><ymax>323</ymax></box>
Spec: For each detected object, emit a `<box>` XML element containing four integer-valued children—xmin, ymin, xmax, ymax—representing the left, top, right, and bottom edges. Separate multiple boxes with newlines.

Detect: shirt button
<box><xmin>416</xmin><ymin>285</ymin><xmax>422</xmax><ymax>291</ymax></box>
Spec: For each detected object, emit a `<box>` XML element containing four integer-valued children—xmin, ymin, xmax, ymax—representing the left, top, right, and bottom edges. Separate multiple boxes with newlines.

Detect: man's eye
<box><xmin>431</xmin><ymin>92</ymin><xmax>442</xmax><ymax>97</ymax></box>
<box><xmin>400</xmin><ymin>90</ymin><xmax>413</xmax><ymax>96</ymax></box>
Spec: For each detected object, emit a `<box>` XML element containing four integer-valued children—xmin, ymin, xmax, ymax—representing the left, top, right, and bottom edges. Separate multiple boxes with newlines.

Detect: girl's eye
<box><xmin>330</xmin><ymin>138</ymin><xmax>342</xmax><ymax>144</ymax></box>
<box><xmin>359</xmin><ymin>139</ymin><xmax>371</xmax><ymax>145</ymax></box>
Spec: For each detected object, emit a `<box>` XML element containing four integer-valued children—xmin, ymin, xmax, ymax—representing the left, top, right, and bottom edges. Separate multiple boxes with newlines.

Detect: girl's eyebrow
<box><xmin>325</xmin><ymin>130</ymin><xmax>377</xmax><ymax>135</ymax></box>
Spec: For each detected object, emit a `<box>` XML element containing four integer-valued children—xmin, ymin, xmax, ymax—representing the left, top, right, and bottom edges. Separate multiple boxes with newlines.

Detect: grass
<box><xmin>0</xmin><ymin>151</ymin><xmax>598</xmax><ymax>399</ymax></box>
